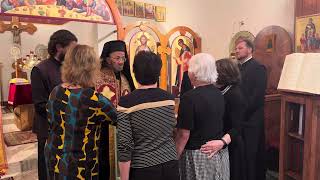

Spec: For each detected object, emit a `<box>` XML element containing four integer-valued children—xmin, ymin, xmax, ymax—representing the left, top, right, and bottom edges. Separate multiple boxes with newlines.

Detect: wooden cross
<box><xmin>0</xmin><ymin>16</ymin><xmax>37</xmax><ymax>45</ymax></box>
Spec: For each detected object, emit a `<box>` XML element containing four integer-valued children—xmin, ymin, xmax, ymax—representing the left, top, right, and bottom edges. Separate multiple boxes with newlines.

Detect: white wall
<box><xmin>0</xmin><ymin>21</ymin><xmax>102</xmax><ymax>101</ymax></box>
<box><xmin>0</xmin><ymin>0</ymin><xmax>294</xmax><ymax>101</ymax></box>
<box><xmin>163</xmin><ymin>0</ymin><xmax>295</xmax><ymax>59</ymax></box>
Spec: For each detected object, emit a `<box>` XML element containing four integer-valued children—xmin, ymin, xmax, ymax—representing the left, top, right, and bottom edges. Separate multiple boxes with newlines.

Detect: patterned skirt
<box><xmin>179</xmin><ymin>148</ymin><xmax>230</xmax><ymax>180</ymax></box>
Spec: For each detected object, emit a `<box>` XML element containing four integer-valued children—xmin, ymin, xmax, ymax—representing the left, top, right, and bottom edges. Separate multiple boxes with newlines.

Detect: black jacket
<box><xmin>238</xmin><ymin>58</ymin><xmax>267</xmax><ymax>180</ymax></box>
<box><xmin>31</xmin><ymin>57</ymin><xmax>62</xmax><ymax>138</ymax></box>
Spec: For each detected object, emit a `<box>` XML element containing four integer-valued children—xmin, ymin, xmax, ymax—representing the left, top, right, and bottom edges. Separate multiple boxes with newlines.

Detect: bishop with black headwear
<box><xmin>96</xmin><ymin>40</ymin><xmax>135</xmax><ymax>180</ymax></box>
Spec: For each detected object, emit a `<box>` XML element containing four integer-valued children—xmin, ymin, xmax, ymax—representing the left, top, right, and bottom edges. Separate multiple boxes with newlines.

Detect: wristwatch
<box><xmin>221</xmin><ymin>138</ymin><xmax>228</xmax><ymax>149</ymax></box>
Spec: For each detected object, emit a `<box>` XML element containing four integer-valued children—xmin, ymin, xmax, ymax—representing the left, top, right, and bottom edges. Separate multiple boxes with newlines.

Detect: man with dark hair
<box><xmin>31</xmin><ymin>29</ymin><xmax>77</xmax><ymax>180</ymax></box>
<box><xmin>235</xmin><ymin>39</ymin><xmax>267</xmax><ymax>180</ymax></box>
<box><xmin>133</xmin><ymin>51</ymin><xmax>162</xmax><ymax>85</ymax></box>
<box><xmin>96</xmin><ymin>40</ymin><xmax>135</xmax><ymax>180</ymax></box>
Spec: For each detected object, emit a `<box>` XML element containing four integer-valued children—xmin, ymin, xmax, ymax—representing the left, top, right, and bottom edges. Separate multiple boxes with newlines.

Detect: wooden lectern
<box><xmin>279</xmin><ymin>91</ymin><xmax>320</xmax><ymax>180</ymax></box>
<box><xmin>278</xmin><ymin>53</ymin><xmax>320</xmax><ymax>180</ymax></box>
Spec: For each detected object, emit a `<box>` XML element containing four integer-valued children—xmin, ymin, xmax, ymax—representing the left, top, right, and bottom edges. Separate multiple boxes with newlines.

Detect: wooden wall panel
<box><xmin>317</xmin><ymin>0</ymin><xmax>320</xmax><ymax>16</ymax></box>
<box><xmin>253</xmin><ymin>26</ymin><xmax>292</xmax><ymax>94</ymax></box>
<box><xmin>296</xmin><ymin>0</ymin><xmax>320</xmax><ymax>17</ymax></box>
<box><xmin>296</xmin><ymin>0</ymin><xmax>303</xmax><ymax>17</ymax></box>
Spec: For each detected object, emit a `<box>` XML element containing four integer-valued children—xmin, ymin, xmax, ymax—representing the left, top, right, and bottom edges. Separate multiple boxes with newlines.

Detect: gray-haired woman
<box><xmin>175</xmin><ymin>53</ymin><xmax>230</xmax><ymax>180</ymax></box>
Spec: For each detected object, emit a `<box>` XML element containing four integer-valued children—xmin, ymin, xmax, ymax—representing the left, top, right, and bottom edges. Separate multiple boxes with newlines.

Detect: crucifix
<box><xmin>0</xmin><ymin>16</ymin><xmax>37</xmax><ymax>79</ymax></box>
<box><xmin>0</xmin><ymin>16</ymin><xmax>37</xmax><ymax>45</ymax></box>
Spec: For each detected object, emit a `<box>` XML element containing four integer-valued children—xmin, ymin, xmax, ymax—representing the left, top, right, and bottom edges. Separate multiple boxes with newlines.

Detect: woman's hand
<box><xmin>201</xmin><ymin>134</ymin><xmax>231</xmax><ymax>158</ymax></box>
<box><xmin>200</xmin><ymin>140</ymin><xmax>224</xmax><ymax>158</ymax></box>
<box><xmin>175</xmin><ymin>128</ymin><xmax>190</xmax><ymax>159</ymax></box>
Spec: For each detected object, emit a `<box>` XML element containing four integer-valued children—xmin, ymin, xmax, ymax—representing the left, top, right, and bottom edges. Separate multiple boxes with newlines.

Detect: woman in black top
<box><xmin>201</xmin><ymin>58</ymin><xmax>247</xmax><ymax>180</ymax></box>
<box><xmin>175</xmin><ymin>53</ymin><xmax>229</xmax><ymax>180</ymax></box>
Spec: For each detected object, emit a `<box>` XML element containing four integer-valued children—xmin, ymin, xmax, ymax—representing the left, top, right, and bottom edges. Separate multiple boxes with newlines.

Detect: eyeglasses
<box><xmin>110</xmin><ymin>56</ymin><xmax>126</xmax><ymax>62</ymax></box>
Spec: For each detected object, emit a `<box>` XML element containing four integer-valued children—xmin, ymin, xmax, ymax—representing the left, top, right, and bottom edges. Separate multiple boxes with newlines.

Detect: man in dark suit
<box><xmin>31</xmin><ymin>30</ymin><xmax>77</xmax><ymax>180</ymax></box>
<box><xmin>235</xmin><ymin>39</ymin><xmax>267</xmax><ymax>180</ymax></box>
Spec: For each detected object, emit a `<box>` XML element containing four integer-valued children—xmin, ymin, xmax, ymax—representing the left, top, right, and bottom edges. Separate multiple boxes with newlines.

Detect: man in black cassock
<box><xmin>235</xmin><ymin>39</ymin><xmax>267</xmax><ymax>180</ymax></box>
<box><xmin>31</xmin><ymin>30</ymin><xmax>78</xmax><ymax>180</ymax></box>
<box><xmin>96</xmin><ymin>40</ymin><xmax>135</xmax><ymax>180</ymax></box>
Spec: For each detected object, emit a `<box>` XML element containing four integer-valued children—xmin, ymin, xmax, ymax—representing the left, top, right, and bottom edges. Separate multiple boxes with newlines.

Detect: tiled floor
<box><xmin>1</xmin><ymin>113</ymin><xmax>38</xmax><ymax>180</ymax></box>
<box><xmin>266</xmin><ymin>170</ymin><xmax>278</xmax><ymax>180</ymax></box>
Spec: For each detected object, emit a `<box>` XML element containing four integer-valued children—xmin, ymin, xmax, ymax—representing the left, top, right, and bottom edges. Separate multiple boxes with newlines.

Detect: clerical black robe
<box><xmin>31</xmin><ymin>57</ymin><xmax>62</xmax><ymax>139</ymax></box>
<box><xmin>220</xmin><ymin>85</ymin><xmax>247</xmax><ymax>180</ymax></box>
<box><xmin>95</xmin><ymin>67</ymin><xmax>134</xmax><ymax>180</ymax></box>
<box><xmin>238</xmin><ymin>58</ymin><xmax>267</xmax><ymax>180</ymax></box>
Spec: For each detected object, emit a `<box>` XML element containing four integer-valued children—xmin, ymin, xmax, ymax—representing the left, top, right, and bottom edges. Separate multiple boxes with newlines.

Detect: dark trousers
<box><xmin>98</xmin><ymin>122</ymin><xmax>110</xmax><ymax>180</ymax></box>
<box><xmin>38</xmin><ymin>138</ymin><xmax>47</xmax><ymax>180</ymax></box>
<box><xmin>229</xmin><ymin>136</ymin><xmax>247</xmax><ymax>180</ymax></box>
<box><xmin>243</xmin><ymin>125</ymin><xmax>266</xmax><ymax>180</ymax></box>
<box><xmin>129</xmin><ymin>160</ymin><xmax>179</xmax><ymax>180</ymax></box>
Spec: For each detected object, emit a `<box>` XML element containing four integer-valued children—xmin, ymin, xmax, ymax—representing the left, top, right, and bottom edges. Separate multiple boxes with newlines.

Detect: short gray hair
<box><xmin>188</xmin><ymin>53</ymin><xmax>218</xmax><ymax>84</ymax></box>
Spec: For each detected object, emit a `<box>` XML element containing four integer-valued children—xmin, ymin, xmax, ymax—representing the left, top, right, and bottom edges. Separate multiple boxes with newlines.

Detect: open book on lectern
<box><xmin>278</xmin><ymin>53</ymin><xmax>320</xmax><ymax>95</ymax></box>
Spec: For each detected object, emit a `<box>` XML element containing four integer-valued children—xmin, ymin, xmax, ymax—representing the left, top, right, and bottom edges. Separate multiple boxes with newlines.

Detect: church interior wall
<box><xmin>0</xmin><ymin>0</ymin><xmax>294</xmax><ymax>102</ymax></box>
<box><xmin>162</xmin><ymin>0</ymin><xmax>295</xmax><ymax>59</ymax></box>
<box><xmin>0</xmin><ymin>22</ymin><xmax>100</xmax><ymax>102</ymax></box>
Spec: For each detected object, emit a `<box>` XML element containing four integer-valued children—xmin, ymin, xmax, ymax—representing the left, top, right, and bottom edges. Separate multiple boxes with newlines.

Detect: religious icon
<box><xmin>129</xmin><ymin>31</ymin><xmax>157</xmax><ymax>87</ymax></box>
<box><xmin>123</xmin><ymin>0</ymin><xmax>134</xmax><ymax>17</ymax></box>
<box><xmin>305</xmin><ymin>18</ymin><xmax>316</xmax><ymax>50</ymax></box>
<box><xmin>0</xmin><ymin>0</ymin><xmax>114</xmax><ymax>24</ymax></box>
<box><xmin>296</xmin><ymin>15</ymin><xmax>320</xmax><ymax>52</ymax></box>
<box><xmin>134</xmin><ymin>1</ymin><xmax>144</xmax><ymax>18</ymax></box>
<box><xmin>135</xmin><ymin>34</ymin><xmax>152</xmax><ymax>55</ymax></box>
<box><xmin>171</xmin><ymin>36</ymin><xmax>194</xmax><ymax>95</ymax></box>
<box><xmin>155</xmin><ymin>6</ymin><xmax>166</xmax><ymax>22</ymax></box>
<box><xmin>144</xmin><ymin>3</ymin><xmax>154</xmax><ymax>19</ymax></box>
<box><xmin>229</xmin><ymin>31</ymin><xmax>255</xmax><ymax>57</ymax></box>
<box><xmin>265</xmin><ymin>34</ymin><xmax>276</xmax><ymax>53</ymax></box>
<box><xmin>11</xmin><ymin>25</ymin><xmax>22</xmax><ymax>45</ymax></box>
<box><xmin>0</xmin><ymin>17</ymin><xmax>37</xmax><ymax>46</ymax></box>
<box><xmin>115</xmin><ymin>0</ymin><xmax>123</xmax><ymax>15</ymax></box>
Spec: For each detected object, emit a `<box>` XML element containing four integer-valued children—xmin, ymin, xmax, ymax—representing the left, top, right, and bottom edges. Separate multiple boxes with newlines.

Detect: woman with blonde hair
<box><xmin>45</xmin><ymin>44</ymin><xmax>117</xmax><ymax>179</ymax></box>
<box><xmin>175</xmin><ymin>53</ymin><xmax>229</xmax><ymax>180</ymax></box>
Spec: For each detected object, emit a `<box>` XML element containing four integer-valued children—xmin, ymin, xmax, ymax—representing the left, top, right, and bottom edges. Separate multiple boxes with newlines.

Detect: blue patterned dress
<box><xmin>45</xmin><ymin>85</ymin><xmax>117</xmax><ymax>179</ymax></box>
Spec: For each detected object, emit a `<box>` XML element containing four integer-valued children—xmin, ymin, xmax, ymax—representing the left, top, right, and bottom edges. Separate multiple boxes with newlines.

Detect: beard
<box><xmin>113</xmin><ymin>64</ymin><xmax>124</xmax><ymax>72</ymax></box>
<box><xmin>236</xmin><ymin>53</ymin><xmax>247</xmax><ymax>61</ymax></box>
<box><xmin>58</xmin><ymin>53</ymin><xmax>65</xmax><ymax>62</ymax></box>
<box><xmin>109</xmin><ymin>60</ymin><xmax>124</xmax><ymax>72</ymax></box>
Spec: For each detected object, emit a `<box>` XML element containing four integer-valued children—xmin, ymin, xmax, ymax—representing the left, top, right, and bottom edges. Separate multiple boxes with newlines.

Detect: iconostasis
<box><xmin>0</xmin><ymin>0</ymin><xmax>123</xmax><ymax>173</ymax></box>
<box><xmin>121</xmin><ymin>22</ymin><xmax>201</xmax><ymax>95</ymax></box>
<box><xmin>122</xmin><ymin>22</ymin><xmax>163</xmax><ymax>88</ymax></box>
<box><xmin>0</xmin><ymin>0</ymin><xmax>202</xmax><ymax>174</ymax></box>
